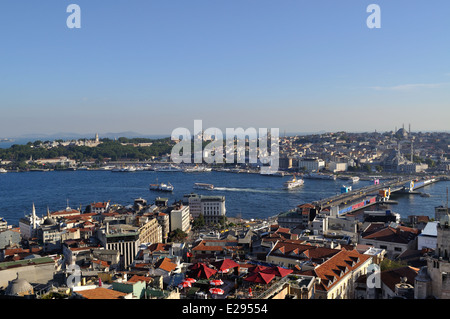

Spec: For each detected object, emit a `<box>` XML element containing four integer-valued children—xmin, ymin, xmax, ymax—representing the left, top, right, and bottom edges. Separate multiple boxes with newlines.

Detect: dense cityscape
<box><xmin>1</xmin><ymin>2</ymin><xmax>449</xmax><ymax>316</ymax></box>
<box><xmin>1</xmin><ymin>128</ymin><xmax>450</xmax><ymax>302</ymax></box>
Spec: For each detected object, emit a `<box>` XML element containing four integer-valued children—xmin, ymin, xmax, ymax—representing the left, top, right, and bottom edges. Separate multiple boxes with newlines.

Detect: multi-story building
<box><xmin>188</xmin><ymin>194</ymin><xmax>226</xmax><ymax>225</ymax></box>
<box><xmin>136</xmin><ymin>216</ymin><xmax>162</xmax><ymax>245</ymax></box>
<box><xmin>169</xmin><ymin>204</ymin><xmax>191</xmax><ymax>233</ymax></box>
<box><xmin>97</xmin><ymin>224</ymin><xmax>141</xmax><ymax>270</ymax></box>
<box><xmin>359</xmin><ymin>223</ymin><xmax>420</xmax><ymax>260</ymax></box>
<box><xmin>301</xmin><ymin>249</ymin><xmax>372</xmax><ymax>299</ymax></box>
<box><xmin>298</xmin><ymin>157</ymin><xmax>325</xmax><ymax>172</ymax></box>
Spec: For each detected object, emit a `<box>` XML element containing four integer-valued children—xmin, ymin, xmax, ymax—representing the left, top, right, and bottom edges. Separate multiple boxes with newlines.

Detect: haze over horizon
<box><xmin>1</xmin><ymin>0</ymin><xmax>449</xmax><ymax>137</ymax></box>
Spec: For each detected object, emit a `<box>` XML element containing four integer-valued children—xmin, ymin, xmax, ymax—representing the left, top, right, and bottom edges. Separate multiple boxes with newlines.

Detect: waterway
<box><xmin>0</xmin><ymin>170</ymin><xmax>448</xmax><ymax>226</ymax></box>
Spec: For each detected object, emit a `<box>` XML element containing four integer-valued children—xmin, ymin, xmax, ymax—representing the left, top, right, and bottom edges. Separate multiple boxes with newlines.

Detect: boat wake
<box><xmin>213</xmin><ymin>187</ymin><xmax>284</xmax><ymax>194</ymax></box>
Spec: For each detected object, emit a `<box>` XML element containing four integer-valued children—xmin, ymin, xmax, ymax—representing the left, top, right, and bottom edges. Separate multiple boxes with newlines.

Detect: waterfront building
<box><xmin>0</xmin><ymin>217</ymin><xmax>8</xmax><ymax>231</ymax></box>
<box><xmin>88</xmin><ymin>201</ymin><xmax>110</xmax><ymax>214</ymax></box>
<box><xmin>328</xmin><ymin>161</ymin><xmax>348</xmax><ymax>172</ymax></box>
<box><xmin>298</xmin><ymin>157</ymin><xmax>325</xmax><ymax>172</ymax></box>
<box><xmin>188</xmin><ymin>194</ymin><xmax>226</xmax><ymax>225</ymax></box>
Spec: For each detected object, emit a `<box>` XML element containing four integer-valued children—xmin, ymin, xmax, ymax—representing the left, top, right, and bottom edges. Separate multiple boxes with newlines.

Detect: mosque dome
<box><xmin>5</xmin><ymin>274</ymin><xmax>34</xmax><ymax>296</ymax></box>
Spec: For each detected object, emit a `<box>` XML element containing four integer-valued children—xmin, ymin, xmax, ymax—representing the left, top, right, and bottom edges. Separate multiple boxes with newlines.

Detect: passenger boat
<box><xmin>149</xmin><ymin>179</ymin><xmax>174</xmax><ymax>192</ymax></box>
<box><xmin>194</xmin><ymin>183</ymin><xmax>214</xmax><ymax>190</ymax></box>
<box><xmin>283</xmin><ymin>175</ymin><xmax>304</xmax><ymax>189</ymax></box>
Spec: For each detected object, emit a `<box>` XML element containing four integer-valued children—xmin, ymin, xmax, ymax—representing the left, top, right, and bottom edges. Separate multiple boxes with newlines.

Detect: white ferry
<box><xmin>149</xmin><ymin>179</ymin><xmax>174</xmax><ymax>192</ymax></box>
<box><xmin>283</xmin><ymin>175</ymin><xmax>304</xmax><ymax>189</ymax></box>
<box><xmin>194</xmin><ymin>183</ymin><xmax>214</xmax><ymax>190</ymax></box>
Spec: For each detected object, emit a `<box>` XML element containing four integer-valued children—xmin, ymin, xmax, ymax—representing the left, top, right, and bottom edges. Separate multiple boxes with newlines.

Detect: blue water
<box><xmin>0</xmin><ymin>171</ymin><xmax>449</xmax><ymax>226</ymax></box>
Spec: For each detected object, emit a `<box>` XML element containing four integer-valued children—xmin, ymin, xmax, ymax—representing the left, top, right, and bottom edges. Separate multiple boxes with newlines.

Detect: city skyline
<box><xmin>1</xmin><ymin>0</ymin><xmax>449</xmax><ymax>137</ymax></box>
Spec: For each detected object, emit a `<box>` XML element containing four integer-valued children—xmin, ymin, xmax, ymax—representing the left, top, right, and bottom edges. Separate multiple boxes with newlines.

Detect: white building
<box><xmin>19</xmin><ymin>204</ymin><xmax>42</xmax><ymax>240</ymax></box>
<box><xmin>188</xmin><ymin>195</ymin><xmax>226</xmax><ymax>225</ymax></box>
<box><xmin>170</xmin><ymin>205</ymin><xmax>191</xmax><ymax>233</ymax></box>
<box><xmin>417</xmin><ymin>221</ymin><xmax>438</xmax><ymax>250</ymax></box>
<box><xmin>328</xmin><ymin>162</ymin><xmax>348</xmax><ymax>173</ymax></box>
<box><xmin>298</xmin><ymin>157</ymin><xmax>325</xmax><ymax>172</ymax></box>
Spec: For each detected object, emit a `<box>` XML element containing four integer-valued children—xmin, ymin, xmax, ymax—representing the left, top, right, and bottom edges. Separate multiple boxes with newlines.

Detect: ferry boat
<box><xmin>304</xmin><ymin>172</ymin><xmax>336</xmax><ymax>180</ymax></box>
<box><xmin>283</xmin><ymin>175</ymin><xmax>304</xmax><ymax>190</ymax></box>
<box><xmin>149</xmin><ymin>179</ymin><xmax>174</xmax><ymax>192</ymax></box>
<box><xmin>154</xmin><ymin>164</ymin><xmax>183</xmax><ymax>172</ymax></box>
<box><xmin>194</xmin><ymin>183</ymin><xmax>214</xmax><ymax>190</ymax></box>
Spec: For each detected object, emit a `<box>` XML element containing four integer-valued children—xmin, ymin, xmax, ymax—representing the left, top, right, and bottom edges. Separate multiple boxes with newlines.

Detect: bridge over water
<box><xmin>313</xmin><ymin>175</ymin><xmax>442</xmax><ymax>215</ymax></box>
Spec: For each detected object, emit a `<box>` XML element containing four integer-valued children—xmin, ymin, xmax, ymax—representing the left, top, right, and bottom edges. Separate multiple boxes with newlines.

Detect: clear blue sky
<box><xmin>0</xmin><ymin>0</ymin><xmax>449</xmax><ymax>137</ymax></box>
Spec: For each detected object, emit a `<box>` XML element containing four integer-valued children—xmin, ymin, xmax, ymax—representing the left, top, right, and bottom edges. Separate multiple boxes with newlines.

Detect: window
<box><xmin>394</xmin><ymin>247</ymin><xmax>402</xmax><ymax>252</ymax></box>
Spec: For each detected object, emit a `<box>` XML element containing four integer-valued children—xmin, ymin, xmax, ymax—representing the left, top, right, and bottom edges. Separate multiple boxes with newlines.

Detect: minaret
<box><xmin>31</xmin><ymin>203</ymin><xmax>37</xmax><ymax>229</ymax></box>
<box><xmin>95</xmin><ymin>133</ymin><xmax>99</xmax><ymax>143</ymax></box>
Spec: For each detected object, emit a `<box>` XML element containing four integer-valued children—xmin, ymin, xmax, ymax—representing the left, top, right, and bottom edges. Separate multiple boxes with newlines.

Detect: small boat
<box><xmin>420</xmin><ymin>193</ymin><xmax>431</xmax><ymax>198</ymax></box>
<box><xmin>194</xmin><ymin>183</ymin><xmax>214</xmax><ymax>190</ymax></box>
<box><xmin>0</xmin><ymin>168</ymin><xmax>7</xmax><ymax>173</ymax></box>
<box><xmin>283</xmin><ymin>175</ymin><xmax>304</xmax><ymax>190</ymax></box>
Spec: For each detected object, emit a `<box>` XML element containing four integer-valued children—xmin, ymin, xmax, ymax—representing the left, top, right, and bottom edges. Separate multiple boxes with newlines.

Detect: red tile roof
<box><xmin>362</xmin><ymin>225</ymin><xmax>420</xmax><ymax>244</ymax></box>
<box><xmin>75</xmin><ymin>287</ymin><xmax>128</xmax><ymax>299</ymax></box>
<box><xmin>154</xmin><ymin>257</ymin><xmax>177</xmax><ymax>273</ymax></box>
<box><xmin>302</xmin><ymin>249</ymin><xmax>372</xmax><ymax>291</ymax></box>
